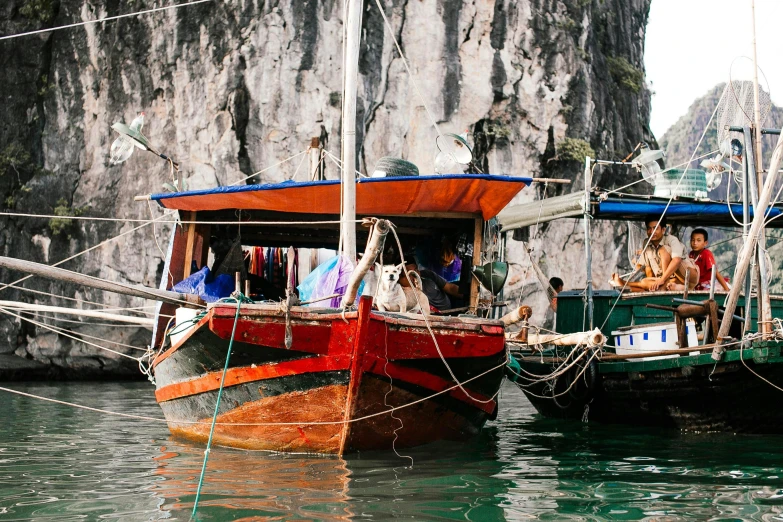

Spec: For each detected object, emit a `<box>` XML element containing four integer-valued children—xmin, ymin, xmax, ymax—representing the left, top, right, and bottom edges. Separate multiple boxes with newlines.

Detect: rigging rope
<box><xmin>0</xmin><ymin>211</ymin><xmax>176</xmax><ymax>297</ymax></box>
<box><xmin>0</xmin><ymin>0</ymin><xmax>213</xmax><ymax>41</ymax></box>
<box><xmin>371</xmin><ymin>0</ymin><xmax>443</xmax><ymax>138</ymax></box>
<box><xmin>0</xmin><ymin>359</ymin><xmax>507</xmax><ymax>426</ymax></box>
<box><xmin>0</xmin><ymin>307</ymin><xmax>141</xmax><ymax>360</ymax></box>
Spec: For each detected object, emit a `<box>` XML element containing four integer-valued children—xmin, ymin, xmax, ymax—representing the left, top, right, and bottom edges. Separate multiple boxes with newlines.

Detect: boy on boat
<box><xmin>688</xmin><ymin>228</ymin><xmax>730</xmax><ymax>291</ymax></box>
<box><xmin>611</xmin><ymin>216</ymin><xmax>698</xmax><ymax>292</ymax></box>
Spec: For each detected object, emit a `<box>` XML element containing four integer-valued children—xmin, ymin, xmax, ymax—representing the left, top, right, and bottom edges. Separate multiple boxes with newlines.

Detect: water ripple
<box><xmin>0</xmin><ymin>382</ymin><xmax>782</xmax><ymax>520</ymax></box>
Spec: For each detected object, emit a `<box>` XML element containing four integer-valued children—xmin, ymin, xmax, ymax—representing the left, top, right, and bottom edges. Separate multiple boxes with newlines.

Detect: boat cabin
<box><xmin>143</xmin><ymin>174</ymin><xmax>531</xmax><ymax>350</ymax></box>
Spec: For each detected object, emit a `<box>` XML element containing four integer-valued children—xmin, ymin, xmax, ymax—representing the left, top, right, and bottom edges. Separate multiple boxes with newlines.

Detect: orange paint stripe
<box><xmin>155</xmin><ymin>355</ymin><xmax>351</xmax><ymax>403</ymax></box>
<box><xmin>365</xmin><ymin>358</ymin><xmax>496</xmax><ymax>414</ymax></box>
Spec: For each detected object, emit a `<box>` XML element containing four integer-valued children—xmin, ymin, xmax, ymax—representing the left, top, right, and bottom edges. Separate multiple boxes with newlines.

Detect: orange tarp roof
<box><xmin>151</xmin><ymin>174</ymin><xmax>531</xmax><ymax>220</ymax></box>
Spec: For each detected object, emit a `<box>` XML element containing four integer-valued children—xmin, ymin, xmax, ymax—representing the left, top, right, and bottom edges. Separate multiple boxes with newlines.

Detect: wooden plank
<box><xmin>469</xmin><ymin>217</ymin><xmax>483</xmax><ymax>313</ymax></box>
<box><xmin>182</xmin><ymin>211</ymin><xmax>197</xmax><ymax>279</ymax></box>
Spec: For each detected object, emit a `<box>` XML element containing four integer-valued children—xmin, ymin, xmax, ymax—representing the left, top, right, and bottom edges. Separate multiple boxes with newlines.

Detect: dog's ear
<box><xmin>396</xmin><ymin>263</ymin><xmax>404</xmax><ymax>271</ymax></box>
<box><xmin>375</xmin><ymin>262</ymin><xmax>381</xmax><ymax>273</ymax></box>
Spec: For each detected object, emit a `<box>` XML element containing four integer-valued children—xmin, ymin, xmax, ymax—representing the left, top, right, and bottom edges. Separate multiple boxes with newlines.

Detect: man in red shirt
<box><xmin>689</xmin><ymin>228</ymin><xmax>730</xmax><ymax>291</ymax></box>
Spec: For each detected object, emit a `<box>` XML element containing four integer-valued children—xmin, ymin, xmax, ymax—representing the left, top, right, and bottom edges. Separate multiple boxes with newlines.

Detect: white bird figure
<box><xmin>109</xmin><ymin>112</ymin><xmax>145</xmax><ymax>165</ymax></box>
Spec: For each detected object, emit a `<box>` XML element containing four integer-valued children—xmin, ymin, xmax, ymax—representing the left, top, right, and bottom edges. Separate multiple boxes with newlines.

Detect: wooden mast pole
<box><xmin>340</xmin><ymin>0</ymin><xmax>362</xmax><ymax>262</ymax></box>
<box><xmin>749</xmin><ymin>1</ymin><xmax>773</xmax><ymax>334</ymax></box>
<box><xmin>713</xmin><ymin>131</ymin><xmax>783</xmax><ymax>359</ymax></box>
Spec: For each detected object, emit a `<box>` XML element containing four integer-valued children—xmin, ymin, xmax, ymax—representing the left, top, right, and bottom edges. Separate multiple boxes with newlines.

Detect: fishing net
<box><xmin>716</xmin><ymin>80</ymin><xmax>771</xmax><ymax>145</ymax></box>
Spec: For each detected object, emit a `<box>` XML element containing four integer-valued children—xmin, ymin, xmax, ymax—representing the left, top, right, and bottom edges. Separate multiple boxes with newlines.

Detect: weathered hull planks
<box><xmin>514</xmin><ymin>350</ymin><xmax>783</xmax><ymax>433</ymax></box>
<box><xmin>153</xmin><ymin>297</ymin><xmax>506</xmax><ymax>453</ymax></box>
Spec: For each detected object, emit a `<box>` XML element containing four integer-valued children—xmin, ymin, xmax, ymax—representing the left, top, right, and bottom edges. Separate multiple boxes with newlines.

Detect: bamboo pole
<box><xmin>714</xmin><ymin>130</ymin><xmax>783</xmax><ymax>358</ymax></box>
<box><xmin>520</xmin><ymin>328</ymin><xmax>606</xmax><ymax>347</ymax></box>
<box><xmin>0</xmin><ymin>256</ymin><xmax>202</xmax><ymax>308</ymax></box>
<box><xmin>0</xmin><ymin>300</ymin><xmax>155</xmax><ymax>326</ymax></box>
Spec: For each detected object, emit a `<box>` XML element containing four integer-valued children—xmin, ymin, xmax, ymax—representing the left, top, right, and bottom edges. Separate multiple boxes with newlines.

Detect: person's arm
<box><xmin>651</xmin><ymin>257</ymin><xmax>681</xmax><ymax>291</ymax></box>
<box><xmin>716</xmin><ymin>271</ymin><xmax>730</xmax><ymax>291</ymax></box>
<box><xmin>650</xmin><ymin>237</ymin><xmax>685</xmax><ymax>290</ymax></box>
<box><xmin>443</xmin><ymin>282</ymin><xmax>463</xmax><ymax>299</ymax></box>
<box><xmin>704</xmin><ymin>250</ymin><xmax>730</xmax><ymax>291</ymax></box>
<box><xmin>422</xmin><ymin>269</ymin><xmax>463</xmax><ymax>298</ymax></box>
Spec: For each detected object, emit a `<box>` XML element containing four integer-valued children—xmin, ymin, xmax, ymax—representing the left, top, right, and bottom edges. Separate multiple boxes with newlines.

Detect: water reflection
<box><xmin>1</xmin><ymin>382</ymin><xmax>783</xmax><ymax>520</ymax></box>
<box><xmin>151</xmin><ymin>429</ymin><xmax>512</xmax><ymax>520</ymax></box>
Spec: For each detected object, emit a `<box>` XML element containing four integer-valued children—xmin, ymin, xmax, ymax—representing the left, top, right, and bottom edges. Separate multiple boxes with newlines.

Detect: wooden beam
<box><xmin>469</xmin><ymin>216</ymin><xmax>483</xmax><ymax>314</ymax></box>
<box><xmin>0</xmin><ymin>256</ymin><xmax>201</xmax><ymax>308</ymax></box>
<box><xmin>182</xmin><ymin>211</ymin><xmax>197</xmax><ymax>279</ymax></box>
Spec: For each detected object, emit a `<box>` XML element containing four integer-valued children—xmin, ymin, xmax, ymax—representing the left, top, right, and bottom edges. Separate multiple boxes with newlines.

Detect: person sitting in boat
<box><xmin>611</xmin><ymin>216</ymin><xmax>698</xmax><ymax>292</ymax></box>
<box><xmin>689</xmin><ymin>228</ymin><xmax>730</xmax><ymax>291</ymax></box>
<box><xmin>431</xmin><ymin>237</ymin><xmax>462</xmax><ymax>283</ymax></box>
<box><xmin>543</xmin><ymin>277</ymin><xmax>563</xmax><ymax>331</ymax></box>
<box><xmin>401</xmin><ymin>257</ymin><xmax>463</xmax><ymax>313</ymax></box>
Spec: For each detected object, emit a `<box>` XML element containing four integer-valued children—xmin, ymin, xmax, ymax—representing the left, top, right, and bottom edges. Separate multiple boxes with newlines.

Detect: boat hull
<box><xmin>153</xmin><ymin>297</ymin><xmax>505</xmax><ymax>454</ymax></box>
<box><xmin>512</xmin><ymin>343</ymin><xmax>783</xmax><ymax>433</ymax></box>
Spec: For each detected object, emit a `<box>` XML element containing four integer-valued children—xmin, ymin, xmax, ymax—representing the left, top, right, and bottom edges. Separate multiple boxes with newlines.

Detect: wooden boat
<box><xmin>500</xmin><ymin>128</ymin><xmax>783</xmax><ymax>434</ymax></box>
<box><xmin>144</xmin><ymin>174</ymin><xmax>531</xmax><ymax>454</ymax></box>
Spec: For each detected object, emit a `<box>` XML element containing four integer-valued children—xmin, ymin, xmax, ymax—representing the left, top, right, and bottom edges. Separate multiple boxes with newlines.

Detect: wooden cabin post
<box><xmin>182</xmin><ymin>211</ymin><xmax>197</xmax><ymax>279</ymax></box>
<box><xmin>309</xmin><ymin>137</ymin><xmax>321</xmax><ymax>181</ymax></box>
<box><xmin>469</xmin><ymin>216</ymin><xmax>483</xmax><ymax>314</ymax></box>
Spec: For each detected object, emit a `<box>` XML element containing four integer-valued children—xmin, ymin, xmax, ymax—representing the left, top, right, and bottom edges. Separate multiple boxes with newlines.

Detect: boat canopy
<box><xmin>150</xmin><ymin>174</ymin><xmax>531</xmax><ymax>220</ymax></box>
<box><xmin>498</xmin><ymin>191</ymin><xmax>783</xmax><ymax>231</ymax></box>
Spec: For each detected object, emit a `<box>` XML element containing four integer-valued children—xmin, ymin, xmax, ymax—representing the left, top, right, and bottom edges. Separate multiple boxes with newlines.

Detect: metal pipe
<box><xmin>741</xmin><ymin>135</ymin><xmax>752</xmax><ymax>335</ymax></box>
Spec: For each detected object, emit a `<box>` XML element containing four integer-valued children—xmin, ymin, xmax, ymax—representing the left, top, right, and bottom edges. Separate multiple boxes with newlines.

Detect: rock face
<box><xmin>0</xmin><ymin>0</ymin><xmax>654</xmax><ymax>377</ymax></box>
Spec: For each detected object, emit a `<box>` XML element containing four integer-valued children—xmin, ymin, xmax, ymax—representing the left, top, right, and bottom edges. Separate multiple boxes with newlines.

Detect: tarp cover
<box><xmin>150</xmin><ymin>174</ymin><xmax>531</xmax><ymax>220</ymax></box>
<box><xmin>498</xmin><ymin>191</ymin><xmax>783</xmax><ymax>230</ymax></box>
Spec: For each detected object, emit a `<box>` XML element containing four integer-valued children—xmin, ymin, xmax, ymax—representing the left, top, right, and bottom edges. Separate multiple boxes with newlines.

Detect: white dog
<box><xmin>374</xmin><ymin>263</ymin><xmax>429</xmax><ymax>316</ymax></box>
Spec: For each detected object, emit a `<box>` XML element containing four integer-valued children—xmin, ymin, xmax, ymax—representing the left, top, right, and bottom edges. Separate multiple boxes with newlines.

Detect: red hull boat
<box><xmin>152</xmin><ymin>296</ymin><xmax>506</xmax><ymax>453</ymax></box>
<box><xmin>143</xmin><ymin>174</ymin><xmax>531</xmax><ymax>454</ymax></box>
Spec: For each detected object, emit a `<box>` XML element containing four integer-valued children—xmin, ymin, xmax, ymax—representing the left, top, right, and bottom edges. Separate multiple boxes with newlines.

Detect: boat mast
<box><xmin>340</xmin><ymin>0</ymin><xmax>362</xmax><ymax>261</ymax></box>
<box><xmin>583</xmin><ymin>156</ymin><xmax>594</xmax><ymax>329</ymax></box>
<box><xmin>750</xmin><ymin>0</ymin><xmax>773</xmax><ymax>334</ymax></box>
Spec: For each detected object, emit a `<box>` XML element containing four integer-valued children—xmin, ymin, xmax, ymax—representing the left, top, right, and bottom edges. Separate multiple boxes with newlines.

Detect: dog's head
<box><xmin>376</xmin><ymin>263</ymin><xmax>403</xmax><ymax>286</ymax></box>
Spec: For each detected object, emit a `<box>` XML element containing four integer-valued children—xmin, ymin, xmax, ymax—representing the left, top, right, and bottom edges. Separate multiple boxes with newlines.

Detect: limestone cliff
<box><xmin>0</xmin><ymin>0</ymin><xmax>654</xmax><ymax>377</ymax></box>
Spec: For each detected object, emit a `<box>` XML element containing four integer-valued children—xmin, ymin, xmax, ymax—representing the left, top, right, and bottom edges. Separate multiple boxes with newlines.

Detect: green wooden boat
<box><xmin>501</xmin><ymin>127</ymin><xmax>783</xmax><ymax>433</ymax></box>
<box><xmin>508</xmin><ymin>290</ymin><xmax>783</xmax><ymax>432</ymax></box>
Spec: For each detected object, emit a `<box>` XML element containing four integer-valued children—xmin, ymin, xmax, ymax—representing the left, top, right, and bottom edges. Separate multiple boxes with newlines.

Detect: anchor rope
<box><xmin>2</xmin><ymin>310</ymin><xmax>149</xmax><ymax>350</ymax></box>
<box><xmin>191</xmin><ymin>294</ymin><xmax>248</xmax><ymax>518</ymax></box>
<box><xmin>0</xmin><ymin>284</ymin><xmax>163</xmax><ymax>316</ymax></box>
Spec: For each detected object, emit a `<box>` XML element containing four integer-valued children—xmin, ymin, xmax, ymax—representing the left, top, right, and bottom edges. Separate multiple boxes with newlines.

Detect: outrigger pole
<box><xmin>339</xmin><ymin>0</ymin><xmax>362</xmax><ymax>261</ymax></box>
<box><xmin>0</xmin><ymin>256</ymin><xmax>202</xmax><ymax>308</ymax></box>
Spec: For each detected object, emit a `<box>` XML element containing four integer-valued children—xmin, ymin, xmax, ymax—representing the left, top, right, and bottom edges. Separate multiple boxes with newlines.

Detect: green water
<box><xmin>1</xmin><ymin>382</ymin><xmax>782</xmax><ymax>521</ymax></box>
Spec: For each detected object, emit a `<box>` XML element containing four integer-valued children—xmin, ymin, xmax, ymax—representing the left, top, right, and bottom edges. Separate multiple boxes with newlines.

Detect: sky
<box><xmin>645</xmin><ymin>0</ymin><xmax>783</xmax><ymax>138</ymax></box>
